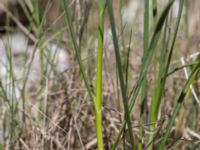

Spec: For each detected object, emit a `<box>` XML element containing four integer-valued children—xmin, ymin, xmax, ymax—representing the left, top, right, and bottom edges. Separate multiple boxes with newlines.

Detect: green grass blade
<box><xmin>138</xmin><ymin>0</ymin><xmax>149</xmax><ymax>149</ymax></box>
<box><xmin>159</xmin><ymin>59</ymin><xmax>200</xmax><ymax>149</ymax></box>
<box><xmin>106</xmin><ymin>0</ymin><xmax>135</xmax><ymax>148</ymax></box>
<box><xmin>63</xmin><ymin>0</ymin><xmax>95</xmax><ymax>103</ymax></box>
<box><xmin>165</xmin><ymin>0</ymin><xmax>185</xmax><ymax>75</ymax></box>
<box><xmin>37</xmin><ymin>0</ymin><xmax>52</xmax><ymax>36</ymax></box>
<box><xmin>148</xmin><ymin>0</ymin><xmax>184</xmax><ymax>147</ymax></box>
<box><xmin>150</xmin><ymin>0</ymin><xmax>184</xmax><ymax>131</ymax></box>
<box><xmin>148</xmin><ymin>10</ymin><xmax>169</xmax><ymax>150</ymax></box>
<box><xmin>125</xmin><ymin>30</ymin><xmax>132</xmax><ymax>93</ymax></box>
<box><xmin>167</xmin><ymin>63</ymin><xmax>198</xmax><ymax>76</ymax></box>
<box><xmin>129</xmin><ymin>0</ymin><xmax>175</xmax><ymax>110</ymax></box>
<box><xmin>112</xmin><ymin>1</ymin><xmax>175</xmax><ymax>149</ymax></box>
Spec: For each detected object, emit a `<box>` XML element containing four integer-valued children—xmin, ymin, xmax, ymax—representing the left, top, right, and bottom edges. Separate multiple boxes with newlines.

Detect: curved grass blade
<box><xmin>159</xmin><ymin>59</ymin><xmax>200</xmax><ymax>149</ymax></box>
<box><xmin>167</xmin><ymin>63</ymin><xmax>198</xmax><ymax>76</ymax></box>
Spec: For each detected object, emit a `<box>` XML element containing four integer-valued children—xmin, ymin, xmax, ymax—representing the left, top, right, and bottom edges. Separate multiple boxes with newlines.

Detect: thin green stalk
<box><xmin>138</xmin><ymin>0</ymin><xmax>149</xmax><ymax>149</ymax></box>
<box><xmin>167</xmin><ymin>63</ymin><xmax>198</xmax><ymax>76</ymax></box>
<box><xmin>125</xmin><ymin>30</ymin><xmax>133</xmax><ymax>93</ymax></box>
<box><xmin>63</xmin><ymin>1</ymin><xmax>107</xmax><ymax>149</ymax></box>
<box><xmin>95</xmin><ymin>1</ymin><xmax>106</xmax><ymax>149</ymax></box>
<box><xmin>138</xmin><ymin>80</ymin><xmax>147</xmax><ymax>150</ymax></box>
<box><xmin>106</xmin><ymin>0</ymin><xmax>135</xmax><ymax>149</ymax></box>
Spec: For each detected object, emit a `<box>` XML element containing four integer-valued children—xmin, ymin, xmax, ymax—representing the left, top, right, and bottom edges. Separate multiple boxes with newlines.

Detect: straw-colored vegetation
<box><xmin>0</xmin><ymin>0</ymin><xmax>199</xmax><ymax>149</ymax></box>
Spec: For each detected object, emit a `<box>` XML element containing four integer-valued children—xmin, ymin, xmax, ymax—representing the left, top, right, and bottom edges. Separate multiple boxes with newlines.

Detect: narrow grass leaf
<box><xmin>159</xmin><ymin>59</ymin><xmax>200</xmax><ymax>149</ymax></box>
<box><xmin>138</xmin><ymin>0</ymin><xmax>149</xmax><ymax>149</ymax></box>
<box><xmin>106</xmin><ymin>0</ymin><xmax>135</xmax><ymax>148</ymax></box>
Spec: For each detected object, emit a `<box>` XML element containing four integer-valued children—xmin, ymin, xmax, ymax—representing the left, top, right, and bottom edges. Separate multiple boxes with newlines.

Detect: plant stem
<box><xmin>95</xmin><ymin>1</ymin><xmax>106</xmax><ymax>149</ymax></box>
<box><xmin>138</xmin><ymin>0</ymin><xmax>149</xmax><ymax>149</ymax></box>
